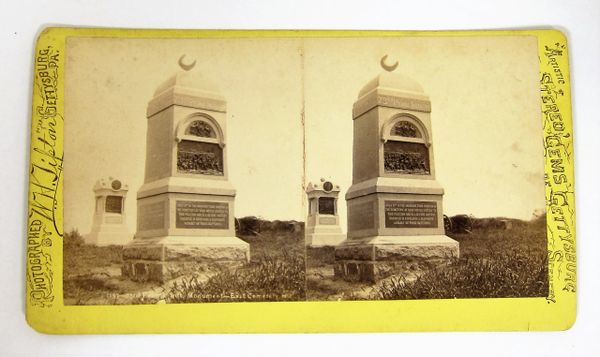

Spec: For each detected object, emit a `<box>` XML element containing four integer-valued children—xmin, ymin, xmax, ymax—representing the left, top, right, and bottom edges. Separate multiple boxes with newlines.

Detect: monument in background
<box><xmin>122</xmin><ymin>56</ymin><xmax>249</xmax><ymax>282</ymax></box>
<box><xmin>85</xmin><ymin>177</ymin><xmax>132</xmax><ymax>246</ymax></box>
<box><xmin>334</xmin><ymin>56</ymin><xmax>459</xmax><ymax>282</ymax></box>
<box><xmin>305</xmin><ymin>179</ymin><xmax>346</xmax><ymax>247</ymax></box>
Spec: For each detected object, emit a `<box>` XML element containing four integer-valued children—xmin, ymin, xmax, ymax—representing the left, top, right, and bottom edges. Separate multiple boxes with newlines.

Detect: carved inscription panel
<box><xmin>175</xmin><ymin>201</ymin><xmax>229</xmax><ymax>229</ymax></box>
<box><xmin>385</xmin><ymin>200</ymin><xmax>438</xmax><ymax>228</ymax></box>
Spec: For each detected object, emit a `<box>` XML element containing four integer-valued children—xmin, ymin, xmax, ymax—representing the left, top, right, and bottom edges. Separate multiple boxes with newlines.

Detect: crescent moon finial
<box><xmin>380</xmin><ymin>55</ymin><xmax>399</xmax><ymax>72</ymax></box>
<box><xmin>178</xmin><ymin>54</ymin><xmax>196</xmax><ymax>71</ymax></box>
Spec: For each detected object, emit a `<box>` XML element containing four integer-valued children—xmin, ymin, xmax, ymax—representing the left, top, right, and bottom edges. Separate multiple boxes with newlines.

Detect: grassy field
<box><xmin>307</xmin><ymin>215</ymin><xmax>548</xmax><ymax>300</ymax></box>
<box><xmin>64</xmin><ymin>215</ymin><xmax>548</xmax><ymax>304</ymax></box>
<box><xmin>62</xmin><ymin>222</ymin><xmax>305</xmax><ymax>305</ymax></box>
<box><xmin>62</xmin><ymin>230</ymin><xmax>163</xmax><ymax>305</ymax></box>
<box><xmin>166</xmin><ymin>230</ymin><xmax>306</xmax><ymax>303</ymax></box>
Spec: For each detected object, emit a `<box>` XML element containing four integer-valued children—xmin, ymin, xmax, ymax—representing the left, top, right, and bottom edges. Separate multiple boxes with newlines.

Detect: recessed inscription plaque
<box><xmin>348</xmin><ymin>201</ymin><xmax>375</xmax><ymax>231</ymax></box>
<box><xmin>319</xmin><ymin>217</ymin><xmax>336</xmax><ymax>225</ymax></box>
<box><xmin>105</xmin><ymin>216</ymin><xmax>123</xmax><ymax>224</ymax></box>
<box><xmin>138</xmin><ymin>201</ymin><xmax>165</xmax><ymax>231</ymax></box>
<box><xmin>385</xmin><ymin>200</ymin><xmax>438</xmax><ymax>228</ymax></box>
<box><xmin>176</xmin><ymin>201</ymin><xmax>229</xmax><ymax>229</ymax></box>
<box><xmin>105</xmin><ymin>196</ymin><xmax>123</xmax><ymax>214</ymax></box>
<box><xmin>318</xmin><ymin>197</ymin><xmax>335</xmax><ymax>215</ymax></box>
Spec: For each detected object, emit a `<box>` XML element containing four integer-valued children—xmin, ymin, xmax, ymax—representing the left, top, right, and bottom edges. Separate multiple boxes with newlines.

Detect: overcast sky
<box><xmin>64</xmin><ymin>35</ymin><xmax>543</xmax><ymax>234</ymax></box>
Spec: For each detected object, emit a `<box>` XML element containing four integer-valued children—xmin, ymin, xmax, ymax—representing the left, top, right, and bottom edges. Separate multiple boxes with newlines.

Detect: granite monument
<box><xmin>122</xmin><ymin>56</ymin><xmax>250</xmax><ymax>282</ymax></box>
<box><xmin>334</xmin><ymin>56</ymin><xmax>459</xmax><ymax>282</ymax></box>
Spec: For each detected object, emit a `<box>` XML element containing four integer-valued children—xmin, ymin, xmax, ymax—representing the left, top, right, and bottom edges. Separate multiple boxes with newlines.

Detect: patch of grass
<box><xmin>63</xmin><ymin>229</ymin><xmax>123</xmax><ymax>278</ymax></box>
<box><xmin>306</xmin><ymin>246</ymin><xmax>335</xmax><ymax>267</ymax></box>
<box><xmin>64</xmin><ymin>228</ymin><xmax>85</xmax><ymax>247</ymax></box>
<box><xmin>63</xmin><ymin>274</ymin><xmax>120</xmax><ymax>304</ymax></box>
<box><xmin>376</xmin><ymin>251</ymin><xmax>548</xmax><ymax>299</ymax></box>
<box><xmin>166</xmin><ymin>249</ymin><xmax>306</xmax><ymax>303</ymax></box>
<box><xmin>303</xmin><ymin>215</ymin><xmax>549</xmax><ymax>301</ymax></box>
<box><xmin>63</xmin><ymin>229</ymin><xmax>127</xmax><ymax>304</ymax></box>
<box><xmin>240</xmin><ymin>230</ymin><xmax>305</xmax><ymax>263</ymax></box>
<box><xmin>375</xmin><ymin>216</ymin><xmax>549</xmax><ymax>300</ymax></box>
<box><xmin>63</xmin><ymin>223</ymin><xmax>307</xmax><ymax>305</ymax></box>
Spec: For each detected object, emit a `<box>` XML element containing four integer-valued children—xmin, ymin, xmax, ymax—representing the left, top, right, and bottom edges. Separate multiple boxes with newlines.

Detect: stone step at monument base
<box><xmin>122</xmin><ymin>235</ymin><xmax>249</xmax><ymax>283</ymax></box>
<box><xmin>121</xmin><ymin>259</ymin><xmax>246</xmax><ymax>284</ymax></box>
<box><xmin>305</xmin><ymin>232</ymin><xmax>347</xmax><ymax>247</ymax></box>
<box><xmin>85</xmin><ymin>231</ymin><xmax>133</xmax><ymax>246</ymax></box>
<box><xmin>334</xmin><ymin>235</ymin><xmax>459</xmax><ymax>283</ymax></box>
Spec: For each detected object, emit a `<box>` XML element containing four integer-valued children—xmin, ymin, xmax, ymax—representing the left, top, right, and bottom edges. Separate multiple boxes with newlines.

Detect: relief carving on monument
<box><xmin>384</xmin><ymin>141</ymin><xmax>430</xmax><ymax>174</ymax></box>
<box><xmin>177</xmin><ymin>140</ymin><xmax>224</xmax><ymax>175</ymax></box>
<box><xmin>392</xmin><ymin>120</ymin><xmax>421</xmax><ymax>138</ymax></box>
<box><xmin>187</xmin><ymin>120</ymin><xmax>217</xmax><ymax>138</ymax></box>
<box><xmin>177</xmin><ymin>119</ymin><xmax>224</xmax><ymax>175</ymax></box>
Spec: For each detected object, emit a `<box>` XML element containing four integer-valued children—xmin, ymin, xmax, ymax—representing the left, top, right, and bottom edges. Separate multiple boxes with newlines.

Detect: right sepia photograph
<box><xmin>303</xmin><ymin>36</ymin><xmax>546</xmax><ymax>300</ymax></box>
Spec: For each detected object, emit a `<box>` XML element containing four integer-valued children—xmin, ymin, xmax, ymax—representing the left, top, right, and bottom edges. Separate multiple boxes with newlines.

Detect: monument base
<box><xmin>334</xmin><ymin>235</ymin><xmax>459</xmax><ymax>283</ymax></box>
<box><xmin>85</xmin><ymin>230</ymin><xmax>132</xmax><ymax>246</ymax></box>
<box><xmin>306</xmin><ymin>232</ymin><xmax>346</xmax><ymax>247</ymax></box>
<box><xmin>122</xmin><ymin>236</ymin><xmax>249</xmax><ymax>283</ymax></box>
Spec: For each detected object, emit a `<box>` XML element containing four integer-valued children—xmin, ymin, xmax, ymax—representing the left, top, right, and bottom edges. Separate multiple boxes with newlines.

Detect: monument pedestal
<box><xmin>122</xmin><ymin>236</ymin><xmax>249</xmax><ymax>282</ymax></box>
<box><xmin>123</xmin><ymin>178</ymin><xmax>250</xmax><ymax>282</ymax></box>
<box><xmin>334</xmin><ymin>179</ymin><xmax>459</xmax><ymax>282</ymax></box>
<box><xmin>334</xmin><ymin>235</ymin><xmax>458</xmax><ymax>282</ymax></box>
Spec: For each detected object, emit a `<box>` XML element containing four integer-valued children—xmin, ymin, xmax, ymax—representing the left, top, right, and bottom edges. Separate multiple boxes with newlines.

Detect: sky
<box><xmin>63</xmin><ymin>35</ymin><xmax>544</xmax><ymax>234</ymax></box>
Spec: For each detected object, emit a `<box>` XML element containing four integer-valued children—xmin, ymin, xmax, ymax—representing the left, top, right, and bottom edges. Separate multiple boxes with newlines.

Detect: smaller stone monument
<box><xmin>85</xmin><ymin>177</ymin><xmax>132</xmax><ymax>246</ymax></box>
<box><xmin>305</xmin><ymin>179</ymin><xmax>346</xmax><ymax>247</ymax></box>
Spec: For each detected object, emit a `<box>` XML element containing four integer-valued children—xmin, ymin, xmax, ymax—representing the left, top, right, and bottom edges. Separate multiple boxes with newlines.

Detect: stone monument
<box><xmin>85</xmin><ymin>177</ymin><xmax>132</xmax><ymax>246</ymax></box>
<box><xmin>334</xmin><ymin>56</ymin><xmax>459</xmax><ymax>282</ymax></box>
<box><xmin>305</xmin><ymin>179</ymin><xmax>346</xmax><ymax>247</ymax></box>
<box><xmin>122</xmin><ymin>56</ymin><xmax>249</xmax><ymax>282</ymax></box>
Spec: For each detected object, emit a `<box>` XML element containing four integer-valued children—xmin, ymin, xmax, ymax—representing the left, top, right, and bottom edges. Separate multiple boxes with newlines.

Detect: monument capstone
<box><xmin>85</xmin><ymin>177</ymin><xmax>132</xmax><ymax>246</ymax></box>
<box><xmin>334</xmin><ymin>56</ymin><xmax>459</xmax><ymax>282</ymax></box>
<box><xmin>305</xmin><ymin>179</ymin><xmax>346</xmax><ymax>247</ymax></box>
<box><xmin>122</xmin><ymin>56</ymin><xmax>250</xmax><ymax>282</ymax></box>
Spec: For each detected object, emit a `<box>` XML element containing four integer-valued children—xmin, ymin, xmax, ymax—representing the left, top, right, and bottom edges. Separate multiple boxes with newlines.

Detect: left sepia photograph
<box><xmin>63</xmin><ymin>38</ymin><xmax>307</xmax><ymax>305</ymax></box>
